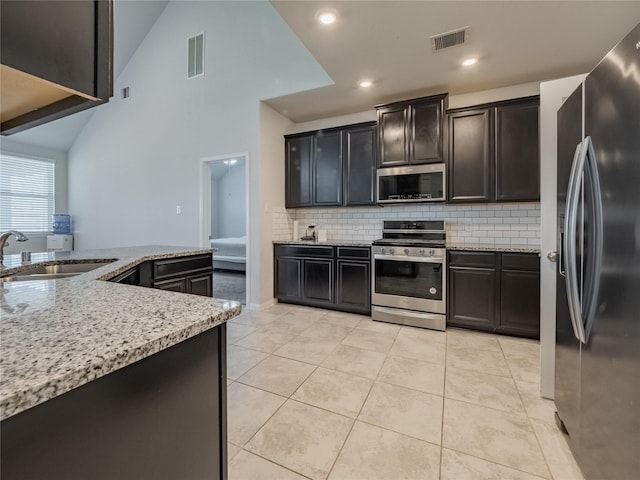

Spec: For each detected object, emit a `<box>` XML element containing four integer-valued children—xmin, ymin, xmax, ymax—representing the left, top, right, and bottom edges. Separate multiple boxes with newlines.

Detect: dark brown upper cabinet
<box><xmin>1</xmin><ymin>0</ymin><xmax>113</xmax><ymax>135</ymax></box>
<box><xmin>343</xmin><ymin>123</ymin><xmax>377</xmax><ymax>206</ymax></box>
<box><xmin>448</xmin><ymin>108</ymin><xmax>493</xmax><ymax>203</ymax></box>
<box><xmin>447</xmin><ymin>96</ymin><xmax>539</xmax><ymax>203</ymax></box>
<box><xmin>314</xmin><ymin>130</ymin><xmax>343</xmax><ymax>206</ymax></box>
<box><xmin>285</xmin><ymin>122</ymin><xmax>377</xmax><ymax>208</ymax></box>
<box><xmin>495</xmin><ymin>101</ymin><xmax>540</xmax><ymax>201</ymax></box>
<box><xmin>376</xmin><ymin>94</ymin><xmax>447</xmax><ymax>167</ymax></box>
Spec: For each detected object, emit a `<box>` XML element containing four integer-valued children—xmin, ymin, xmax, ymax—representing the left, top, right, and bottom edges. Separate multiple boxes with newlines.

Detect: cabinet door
<box><xmin>303</xmin><ymin>258</ymin><xmax>334</xmax><ymax>305</ymax></box>
<box><xmin>411</xmin><ymin>100</ymin><xmax>442</xmax><ymax>164</ymax></box>
<box><xmin>448</xmin><ymin>266</ymin><xmax>497</xmax><ymax>332</ymax></box>
<box><xmin>154</xmin><ymin>278</ymin><xmax>188</xmax><ymax>293</ymax></box>
<box><xmin>275</xmin><ymin>257</ymin><xmax>302</xmax><ymax>300</ymax></box>
<box><xmin>285</xmin><ymin>135</ymin><xmax>313</xmax><ymax>208</ymax></box>
<box><xmin>377</xmin><ymin>105</ymin><xmax>408</xmax><ymax>167</ymax></box>
<box><xmin>495</xmin><ymin>101</ymin><xmax>540</xmax><ymax>201</ymax></box>
<box><xmin>336</xmin><ymin>260</ymin><xmax>371</xmax><ymax>313</ymax></box>
<box><xmin>344</xmin><ymin>124</ymin><xmax>377</xmax><ymax>206</ymax></box>
<box><xmin>187</xmin><ymin>272</ymin><xmax>213</xmax><ymax>297</ymax></box>
<box><xmin>448</xmin><ymin>109</ymin><xmax>492</xmax><ymax>203</ymax></box>
<box><xmin>314</xmin><ymin>131</ymin><xmax>343</xmax><ymax>206</ymax></box>
<box><xmin>499</xmin><ymin>269</ymin><xmax>540</xmax><ymax>338</ymax></box>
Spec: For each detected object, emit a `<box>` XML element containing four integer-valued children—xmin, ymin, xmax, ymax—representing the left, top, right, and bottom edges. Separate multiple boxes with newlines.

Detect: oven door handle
<box><xmin>374</xmin><ymin>254</ymin><xmax>444</xmax><ymax>264</ymax></box>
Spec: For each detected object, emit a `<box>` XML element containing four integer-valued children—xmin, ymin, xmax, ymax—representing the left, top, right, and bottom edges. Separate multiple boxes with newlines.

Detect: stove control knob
<box><xmin>419</xmin><ymin>249</ymin><xmax>426</xmax><ymax>256</ymax></box>
<box><xmin>381</xmin><ymin>247</ymin><xmax>387</xmax><ymax>255</ymax></box>
<box><xmin>389</xmin><ymin>248</ymin><xmax>395</xmax><ymax>255</ymax></box>
<box><xmin>404</xmin><ymin>248</ymin><xmax>410</xmax><ymax>256</ymax></box>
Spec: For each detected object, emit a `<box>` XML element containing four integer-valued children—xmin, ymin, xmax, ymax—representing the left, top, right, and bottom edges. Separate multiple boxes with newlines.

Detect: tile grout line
<box><xmin>324</xmin><ymin>319</ymin><xmax>403</xmax><ymax>479</ymax></box>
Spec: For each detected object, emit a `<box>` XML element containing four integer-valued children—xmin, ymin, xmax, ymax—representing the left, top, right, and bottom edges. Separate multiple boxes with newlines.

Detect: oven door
<box><xmin>372</xmin><ymin>253</ymin><xmax>446</xmax><ymax>314</ymax></box>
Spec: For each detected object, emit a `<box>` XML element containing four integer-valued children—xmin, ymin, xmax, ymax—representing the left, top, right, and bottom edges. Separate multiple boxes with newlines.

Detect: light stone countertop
<box><xmin>0</xmin><ymin>246</ymin><xmax>241</xmax><ymax>421</ymax></box>
<box><xmin>446</xmin><ymin>243</ymin><xmax>541</xmax><ymax>254</ymax></box>
<box><xmin>273</xmin><ymin>240</ymin><xmax>372</xmax><ymax>248</ymax></box>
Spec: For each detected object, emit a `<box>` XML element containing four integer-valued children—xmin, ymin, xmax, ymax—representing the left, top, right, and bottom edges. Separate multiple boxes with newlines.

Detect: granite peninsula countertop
<box><xmin>0</xmin><ymin>246</ymin><xmax>241</xmax><ymax>421</ymax></box>
<box><xmin>446</xmin><ymin>243</ymin><xmax>541</xmax><ymax>254</ymax></box>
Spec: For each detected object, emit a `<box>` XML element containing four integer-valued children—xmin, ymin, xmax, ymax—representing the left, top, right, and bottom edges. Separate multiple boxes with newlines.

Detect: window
<box><xmin>0</xmin><ymin>154</ymin><xmax>55</xmax><ymax>233</ymax></box>
<box><xmin>188</xmin><ymin>32</ymin><xmax>204</xmax><ymax>78</ymax></box>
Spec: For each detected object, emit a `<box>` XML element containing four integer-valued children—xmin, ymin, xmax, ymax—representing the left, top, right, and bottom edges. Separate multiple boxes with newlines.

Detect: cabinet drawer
<box><xmin>275</xmin><ymin>244</ymin><xmax>334</xmax><ymax>258</ymax></box>
<box><xmin>501</xmin><ymin>253</ymin><xmax>540</xmax><ymax>271</ymax></box>
<box><xmin>448</xmin><ymin>251</ymin><xmax>496</xmax><ymax>268</ymax></box>
<box><xmin>153</xmin><ymin>255</ymin><xmax>212</xmax><ymax>280</ymax></box>
<box><xmin>336</xmin><ymin>246</ymin><xmax>371</xmax><ymax>260</ymax></box>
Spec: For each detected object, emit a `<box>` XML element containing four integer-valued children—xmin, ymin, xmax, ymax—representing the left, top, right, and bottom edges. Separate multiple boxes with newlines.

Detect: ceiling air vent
<box><xmin>430</xmin><ymin>26</ymin><xmax>469</xmax><ymax>52</ymax></box>
<box><xmin>188</xmin><ymin>32</ymin><xmax>205</xmax><ymax>78</ymax></box>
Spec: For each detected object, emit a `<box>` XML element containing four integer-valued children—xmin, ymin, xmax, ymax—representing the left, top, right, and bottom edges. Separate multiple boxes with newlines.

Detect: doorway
<box><xmin>201</xmin><ymin>154</ymin><xmax>249</xmax><ymax>305</ymax></box>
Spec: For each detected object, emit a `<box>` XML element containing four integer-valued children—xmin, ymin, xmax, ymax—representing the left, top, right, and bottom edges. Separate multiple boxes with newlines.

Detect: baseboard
<box><xmin>247</xmin><ymin>298</ymin><xmax>277</xmax><ymax>311</ymax></box>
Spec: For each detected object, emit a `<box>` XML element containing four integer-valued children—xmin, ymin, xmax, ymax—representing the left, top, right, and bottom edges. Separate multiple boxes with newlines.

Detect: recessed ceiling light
<box><xmin>358</xmin><ymin>80</ymin><xmax>373</xmax><ymax>88</ymax></box>
<box><xmin>229</xmin><ymin>159</ymin><xmax>237</xmax><ymax>165</ymax></box>
<box><xmin>462</xmin><ymin>58</ymin><xmax>478</xmax><ymax>67</ymax></box>
<box><xmin>317</xmin><ymin>10</ymin><xmax>337</xmax><ymax>25</ymax></box>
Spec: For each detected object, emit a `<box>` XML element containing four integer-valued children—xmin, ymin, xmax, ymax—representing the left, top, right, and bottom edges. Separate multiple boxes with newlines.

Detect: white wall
<box><xmin>258</xmin><ymin>102</ymin><xmax>293</xmax><ymax>306</ymax></box>
<box><xmin>1</xmin><ymin>138</ymin><xmax>68</xmax><ymax>254</ymax></box>
<box><xmin>210</xmin><ymin>177</ymin><xmax>219</xmax><ymax>239</ymax></box>
<box><xmin>539</xmin><ymin>74</ymin><xmax>587</xmax><ymax>399</ymax></box>
<box><xmin>67</xmin><ymin>1</ymin><xmax>331</xmax><ymax>306</ymax></box>
<box><xmin>214</xmin><ymin>162</ymin><xmax>246</xmax><ymax>238</ymax></box>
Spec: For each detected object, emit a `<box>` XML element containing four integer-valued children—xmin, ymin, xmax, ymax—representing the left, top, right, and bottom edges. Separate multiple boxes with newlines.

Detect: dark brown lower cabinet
<box><xmin>109</xmin><ymin>254</ymin><xmax>213</xmax><ymax>297</ymax></box>
<box><xmin>448</xmin><ymin>265</ymin><xmax>497</xmax><ymax>332</ymax></box>
<box><xmin>335</xmin><ymin>260</ymin><xmax>371</xmax><ymax>313</ymax></box>
<box><xmin>448</xmin><ymin>250</ymin><xmax>540</xmax><ymax>338</ymax></box>
<box><xmin>303</xmin><ymin>258</ymin><xmax>334</xmax><ymax>305</ymax></box>
<box><xmin>274</xmin><ymin>244</ymin><xmax>371</xmax><ymax>315</ymax></box>
<box><xmin>1</xmin><ymin>325</ymin><xmax>227</xmax><ymax>480</ymax></box>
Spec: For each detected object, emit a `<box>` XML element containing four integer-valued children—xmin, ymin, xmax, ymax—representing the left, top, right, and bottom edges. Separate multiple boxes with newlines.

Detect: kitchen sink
<box><xmin>0</xmin><ymin>260</ymin><xmax>114</xmax><ymax>282</ymax></box>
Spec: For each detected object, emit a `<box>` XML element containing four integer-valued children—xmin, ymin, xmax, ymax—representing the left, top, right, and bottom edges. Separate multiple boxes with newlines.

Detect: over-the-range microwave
<box><xmin>377</xmin><ymin>163</ymin><xmax>446</xmax><ymax>204</ymax></box>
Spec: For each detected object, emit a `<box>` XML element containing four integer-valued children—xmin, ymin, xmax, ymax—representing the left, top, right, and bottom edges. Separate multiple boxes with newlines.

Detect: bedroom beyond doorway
<box><xmin>206</xmin><ymin>155</ymin><xmax>247</xmax><ymax>304</ymax></box>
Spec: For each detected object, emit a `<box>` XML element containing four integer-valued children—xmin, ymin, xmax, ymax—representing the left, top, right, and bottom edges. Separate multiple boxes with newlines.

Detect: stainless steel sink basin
<box><xmin>0</xmin><ymin>260</ymin><xmax>114</xmax><ymax>282</ymax></box>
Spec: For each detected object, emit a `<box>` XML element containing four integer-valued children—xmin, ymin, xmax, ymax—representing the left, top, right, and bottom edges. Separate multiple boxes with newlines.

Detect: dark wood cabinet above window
<box><xmin>1</xmin><ymin>0</ymin><xmax>113</xmax><ymax>135</ymax></box>
<box><xmin>376</xmin><ymin>94</ymin><xmax>447</xmax><ymax>167</ymax></box>
<box><xmin>447</xmin><ymin>96</ymin><xmax>540</xmax><ymax>204</ymax></box>
<box><xmin>285</xmin><ymin>122</ymin><xmax>377</xmax><ymax>208</ymax></box>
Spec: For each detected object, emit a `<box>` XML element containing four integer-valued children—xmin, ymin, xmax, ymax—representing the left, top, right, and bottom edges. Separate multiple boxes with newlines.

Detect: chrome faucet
<box><xmin>0</xmin><ymin>230</ymin><xmax>29</xmax><ymax>266</ymax></box>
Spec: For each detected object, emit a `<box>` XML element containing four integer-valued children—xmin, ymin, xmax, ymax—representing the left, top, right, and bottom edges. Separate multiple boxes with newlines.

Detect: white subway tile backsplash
<box><xmin>272</xmin><ymin>202</ymin><xmax>540</xmax><ymax>247</ymax></box>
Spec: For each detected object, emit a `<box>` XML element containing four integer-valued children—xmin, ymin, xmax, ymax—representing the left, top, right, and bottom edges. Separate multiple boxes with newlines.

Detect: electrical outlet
<box><xmin>176</xmin><ymin>205</ymin><xmax>182</xmax><ymax>215</ymax></box>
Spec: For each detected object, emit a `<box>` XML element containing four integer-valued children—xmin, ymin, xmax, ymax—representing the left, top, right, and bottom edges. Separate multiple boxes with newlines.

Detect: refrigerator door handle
<box><xmin>564</xmin><ymin>140</ymin><xmax>587</xmax><ymax>343</ymax></box>
<box><xmin>580</xmin><ymin>136</ymin><xmax>604</xmax><ymax>343</ymax></box>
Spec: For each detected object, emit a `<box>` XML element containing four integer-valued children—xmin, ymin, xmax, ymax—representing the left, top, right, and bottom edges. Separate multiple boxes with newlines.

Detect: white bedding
<box><xmin>211</xmin><ymin>236</ymin><xmax>246</xmax><ymax>270</ymax></box>
<box><xmin>210</xmin><ymin>236</ymin><xmax>246</xmax><ymax>258</ymax></box>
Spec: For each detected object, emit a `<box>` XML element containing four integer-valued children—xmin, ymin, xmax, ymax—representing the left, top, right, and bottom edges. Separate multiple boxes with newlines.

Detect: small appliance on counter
<box><xmin>300</xmin><ymin>224</ymin><xmax>316</xmax><ymax>241</ymax></box>
<box><xmin>47</xmin><ymin>234</ymin><xmax>73</xmax><ymax>252</ymax></box>
<box><xmin>371</xmin><ymin>220</ymin><xmax>446</xmax><ymax>331</ymax></box>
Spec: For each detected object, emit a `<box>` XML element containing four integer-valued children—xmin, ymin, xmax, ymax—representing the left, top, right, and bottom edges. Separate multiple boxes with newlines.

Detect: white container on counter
<box><xmin>292</xmin><ymin>220</ymin><xmax>299</xmax><ymax>241</ymax></box>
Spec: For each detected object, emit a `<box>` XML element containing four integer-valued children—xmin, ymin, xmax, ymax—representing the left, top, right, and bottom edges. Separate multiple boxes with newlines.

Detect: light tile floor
<box><xmin>226</xmin><ymin>304</ymin><xmax>584</xmax><ymax>480</ymax></box>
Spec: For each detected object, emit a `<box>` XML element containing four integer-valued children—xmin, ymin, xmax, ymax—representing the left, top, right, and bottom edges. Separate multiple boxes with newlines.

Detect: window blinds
<box><xmin>0</xmin><ymin>154</ymin><xmax>55</xmax><ymax>233</ymax></box>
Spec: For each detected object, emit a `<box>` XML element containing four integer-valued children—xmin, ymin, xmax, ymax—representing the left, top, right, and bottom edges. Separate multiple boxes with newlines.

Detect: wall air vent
<box><xmin>430</xmin><ymin>26</ymin><xmax>469</xmax><ymax>52</ymax></box>
<box><xmin>188</xmin><ymin>32</ymin><xmax>204</xmax><ymax>78</ymax></box>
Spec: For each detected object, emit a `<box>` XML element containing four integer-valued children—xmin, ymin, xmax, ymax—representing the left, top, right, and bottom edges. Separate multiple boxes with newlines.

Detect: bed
<box><xmin>210</xmin><ymin>236</ymin><xmax>246</xmax><ymax>271</ymax></box>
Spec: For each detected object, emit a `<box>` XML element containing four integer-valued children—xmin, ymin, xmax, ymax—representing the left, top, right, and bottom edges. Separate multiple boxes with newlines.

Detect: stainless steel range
<box><xmin>371</xmin><ymin>220</ymin><xmax>446</xmax><ymax>331</ymax></box>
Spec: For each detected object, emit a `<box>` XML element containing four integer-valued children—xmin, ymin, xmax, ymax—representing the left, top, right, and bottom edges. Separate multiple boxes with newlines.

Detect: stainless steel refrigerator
<box><xmin>555</xmin><ymin>23</ymin><xmax>640</xmax><ymax>480</ymax></box>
